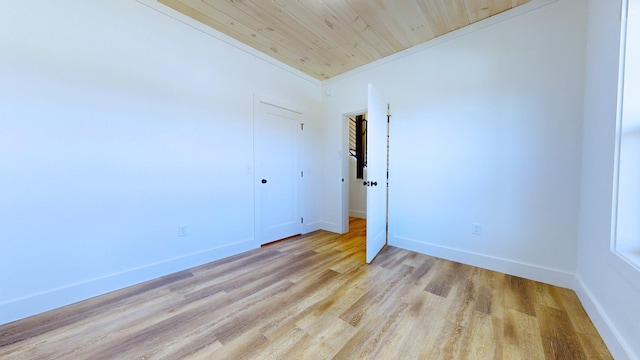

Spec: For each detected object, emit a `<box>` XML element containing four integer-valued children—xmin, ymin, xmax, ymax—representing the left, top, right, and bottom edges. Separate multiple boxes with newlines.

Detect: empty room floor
<box><xmin>0</xmin><ymin>218</ymin><xmax>611</xmax><ymax>359</ymax></box>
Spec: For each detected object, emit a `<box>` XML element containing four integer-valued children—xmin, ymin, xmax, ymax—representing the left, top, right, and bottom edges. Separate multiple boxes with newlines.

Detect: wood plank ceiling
<box><xmin>158</xmin><ymin>0</ymin><xmax>531</xmax><ymax>80</ymax></box>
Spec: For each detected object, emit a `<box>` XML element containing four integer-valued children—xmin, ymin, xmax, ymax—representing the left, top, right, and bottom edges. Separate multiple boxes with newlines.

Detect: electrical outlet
<box><xmin>472</xmin><ymin>224</ymin><xmax>482</xmax><ymax>236</ymax></box>
<box><xmin>178</xmin><ymin>225</ymin><xmax>187</xmax><ymax>237</ymax></box>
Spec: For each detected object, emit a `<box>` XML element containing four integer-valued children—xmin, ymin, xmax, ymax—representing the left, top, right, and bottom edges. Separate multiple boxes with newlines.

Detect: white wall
<box><xmin>0</xmin><ymin>0</ymin><xmax>322</xmax><ymax>325</ymax></box>
<box><xmin>349</xmin><ymin>157</ymin><xmax>367</xmax><ymax>218</ymax></box>
<box><xmin>3</xmin><ymin>1</ymin><xmax>638</xmax><ymax>357</ymax></box>
<box><xmin>322</xmin><ymin>0</ymin><xmax>586</xmax><ymax>287</ymax></box>
<box><xmin>576</xmin><ymin>0</ymin><xmax>640</xmax><ymax>358</ymax></box>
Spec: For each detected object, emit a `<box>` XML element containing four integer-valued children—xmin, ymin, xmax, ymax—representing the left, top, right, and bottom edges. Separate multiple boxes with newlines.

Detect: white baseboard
<box><xmin>574</xmin><ymin>275</ymin><xmax>637</xmax><ymax>360</ymax></box>
<box><xmin>349</xmin><ymin>210</ymin><xmax>366</xmax><ymax>219</ymax></box>
<box><xmin>0</xmin><ymin>238</ymin><xmax>256</xmax><ymax>326</ymax></box>
<box><xmin>390</xmin><ymin>234</ymin><xmax>635</xmax><ymax>359</ymax></box>
<box><xmin>318</xmin><ymin>221</ymin><xmax>341</xmax><ymax>234</ymax></box>
<box><xmin>303</xmin><ymin>221</ymin><xmax>324</xmax><ymax>234</ymax></box>
<box><xmin>390</xmin><ymin>235</ymin><xmax>575</xmax><ymax>288</ymax></box>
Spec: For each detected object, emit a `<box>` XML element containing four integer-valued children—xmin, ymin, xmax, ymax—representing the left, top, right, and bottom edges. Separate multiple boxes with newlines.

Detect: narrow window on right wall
<box><xmin>614</xmin><ymin>0</ymin><xmax>640</xmax><ymax>270</ymax></box>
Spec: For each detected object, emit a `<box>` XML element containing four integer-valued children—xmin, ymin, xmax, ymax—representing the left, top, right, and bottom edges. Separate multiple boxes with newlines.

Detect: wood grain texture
<box><xmin>156</xmin><ymin>0</ymin><xmax>531</xmax><ymax>79</ymax></box>
<box><xmin>0</xmin><ymin>218</ymin><xmax>611</xmax><ymax>359</ymax></box>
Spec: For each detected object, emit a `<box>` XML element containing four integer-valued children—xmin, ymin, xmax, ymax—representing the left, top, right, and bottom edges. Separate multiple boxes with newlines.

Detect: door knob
<box><xmin>261</xmin><ymin>179</ymin><xmax>267</xmax><ymax>184</ymax></box>
<box><xmin>371</xmin><ymin>181</ymin><xmax>378</xmax><ymax>186</ymax></box>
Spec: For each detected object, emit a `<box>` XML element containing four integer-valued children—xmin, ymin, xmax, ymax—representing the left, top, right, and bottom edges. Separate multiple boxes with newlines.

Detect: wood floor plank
<box><xmin>477</xmin><ymin>267</ymin><xmax>506</xmax><ymax>319</ymax></box>
<box><xmin>424</xmin><ymin>260</ymin><xmax>471</xmax><ymax>298</ymax></box>
<box><xmin>577</xmin><ymin>331</ymin><xmax>614</xmax><ymax>360</ymax></box>
<box><xmin>537</xmin><ymin>304</ymin><xmax>588</xmax><ymax>360</ymax></box>
<box><xmin>532</xmin><ymin>279</ymin><xmax>564</xmax><ymax>310</ymax></box>
<box><xmin>555</xmin><ymin>286</ymin><xmax>610</xmax><ymax>345</ymax></box>
<box><xmin>332</xmin><ymin>299</ymin><xmax>410</xmax><ymax>359</ymax></box>
<box><xmin>0</xmin><ymin>218</ymin><xmax>611</xmax><ymax>359</ymax></box>
<box><xmin>255</xmin><ymin>326</ymin><xmax>310</xmax><ymax>360</ymax></box>
<box><xmin>375</xmin><ymin>292</ymin><xmax>448</xmax><ymax>358</ymax></box>
<box><xmin>503</xmin><ymin>308</ymin><xmax>545</xmax><ymax>360</ymax></box>
<box><xmin>504</xmin><ymin>274</ymin><xmax>537</xmax><ymax>316</ymax></box>
<box><xmin>0</xmin><ymin>270</ymin><xmax>192</xmax><ymax>347</ymax></box>
<box><xmin>155</xmin><ymin>326</ymin><xmax>222</xmax><ymax>359</ymax></box>
<box><xmin>438</xmin><ymin>266</ymin><xmax>479</xmax><ymax>358</ymax></box>
<box><xmin>460</xmin><ymin>312</ymin><xmax>501</xmax><ymax>360</ymax></box>
<box><xmin>285</xmin><ymin>320</ymin><xmax>350</xmax><ymax>359</ymax></box>
<box><xmin>338</xmin><ymin>265</ymin><xmax>413</xmax><ymax>327</ymax></box>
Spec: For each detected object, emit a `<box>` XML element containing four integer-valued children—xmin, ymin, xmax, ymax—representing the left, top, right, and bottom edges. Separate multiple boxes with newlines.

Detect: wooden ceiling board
<box><xmin>464</xmin><ymin>0</ymin><xmax>492</xmax><ymax>23</ymax></box>
<box><xmin>391</xmin><ymin>0</ymin><xmax>436</xmax><ymax>45</ymax></box>
<box><xmin>441</xmin><ymin>0</ymin><xmax>475</xmax><ymax>32</ymax></box>
<box><xmin>367</xmin><ymin>1</ymin><xmax>424</xmax><ymax>48</ymax></box>
<box><xmin>490</xmin><ymin>0</ymin><xmax>515</xmax><ymax>16</ymax></box>
<box><xmin>296</xmin><ymin>0</ymin><xmax>384</xmax><ymax>62</ymax></box>
<box><xmin>344</xmin><ymin>0</ymin><xmax>408</xmax><ymax>52</ymax></box>
<box><xmin>271</xmin><ymin>0</ymin><xmax>373</xmax><ymax>64</ymax></box>
<box><xmin>415</xmin><ymin>0</ymin><xmax>461</xmax><ymax>37</ymax></box>
<box><xmin>201</xmin><ymin>0</ymin><xmax>353</xmax><ymax>74</ymax></box>
<box><xmin>247</xmin><ymin>0</ymin><xmax>358</xmax><ymax>71</ymax></box>
<box><xmin>157</xmin><ymin>0</ymin><xmax>531</xmax><ymax>80</ymax></box>
<box><xmin>464</xmin><ymin>0</ymin><xmax>513</xmax><ymax>24</ymax></box>
<box><xmin>319</xmin><ymin>0</ymin><xmax>396</xmax><ymax>58</ymax></box>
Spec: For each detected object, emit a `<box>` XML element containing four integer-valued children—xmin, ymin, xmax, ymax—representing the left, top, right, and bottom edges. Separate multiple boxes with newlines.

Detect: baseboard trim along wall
<box><xmin>349</xmin><ymin>210</ymin><xmax>366</xmax><ymax>219</ymax></box>
<box><xmin>390</xmin><ymin>234</ymin><xmax>633</xmax><ymax>359</ymax></box>
<box><xmin>318</xmin><ymin>221</ymin><xmax>341</xmax><ymax>234</ymax></box>
<box><xmin>574</xmin><ymin>275</ymin><xmax>637</xmax><ymax>360</ymax></box>
<box><xmin>302</xmin><ymin>221</ymin><xmax>324</xmax><ymax>235</ymax></box>
<box><xmin>0</xmin><ymin>238</ymin><xmax>256</xmax><ymax>326</ymax></box>
<box><xmin>389</xmin><ymin>235</ymin><xmax>575</xmax><ymax>289</ymax></box>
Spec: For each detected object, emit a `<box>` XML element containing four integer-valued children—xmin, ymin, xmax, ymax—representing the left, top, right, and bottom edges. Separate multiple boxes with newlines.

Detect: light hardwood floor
<box><xmin>0</xmin><ymin>218</ymin><xmax>611</xmax><ymax>359</ymax></box>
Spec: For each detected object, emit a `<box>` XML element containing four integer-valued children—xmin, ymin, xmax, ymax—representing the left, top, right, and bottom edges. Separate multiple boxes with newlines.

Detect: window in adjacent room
<box><xmin>349</xmin><ymin>114</ymin><xmax>367</xmax><ymax>179</ymax></box>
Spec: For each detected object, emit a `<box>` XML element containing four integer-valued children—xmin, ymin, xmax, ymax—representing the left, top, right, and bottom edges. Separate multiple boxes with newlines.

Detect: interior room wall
<box><xmin>0</xmin><ymin>0</ymin><xmax>322</xmax><ymax>325</ymax></box>
<box><xmin>576</xmin><ymin>0</ymin><xmax>640</xmax><ymax>358</ymax></box>
<box><xmin>349</xmin><ymin>156</ymin><xmax>367</xmax><ymax>219</ymax></box>
<box><xmin>3</xmin><ymin>1</ymin><xmax>637</xmax><ymax>357</ymax></box>
<box><xmin>322</xmin><ymin>0</ymin><xmax>586</xmax><ymax>287</ymax></box>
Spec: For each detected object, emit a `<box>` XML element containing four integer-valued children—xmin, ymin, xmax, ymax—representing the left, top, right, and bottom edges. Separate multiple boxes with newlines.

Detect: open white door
<box><xmin>366</xmin><ymin>84</ymin><xmax>387</xmax><ymax>263</ymax></box>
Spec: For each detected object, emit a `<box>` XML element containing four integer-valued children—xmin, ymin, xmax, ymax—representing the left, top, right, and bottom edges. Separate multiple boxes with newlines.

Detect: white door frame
<box><xmin>341</xmin><ymin>109</ymin><xmax>367</xmax><ymax>234</ymax></box>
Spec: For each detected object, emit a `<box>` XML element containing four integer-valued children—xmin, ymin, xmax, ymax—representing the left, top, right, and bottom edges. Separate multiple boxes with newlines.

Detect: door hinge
<box><xmin>301</xmin><ymin>217</ymin><xmax>304</xmax><ymax>224</ymax></box>
<box><xmin>301</xmin><ymin>171</ymin><xmax>304</xmax><ymax>177</ymax></box>
<box><xmin>301</xmin><ymin>123</ymin><xmax>304</xmax><ymax>131</ymax></box>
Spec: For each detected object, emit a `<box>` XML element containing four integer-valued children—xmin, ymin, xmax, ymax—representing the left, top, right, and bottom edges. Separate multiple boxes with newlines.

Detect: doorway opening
<box><xmin>341</xmin><ymin>110</ymin><xmax>390</xmax><ymax>236</ymax></box>
<box><xmin>341</xmin><ymin>84</ymin><xmax>389</xmax><ymax>263</ymax></box>
<box><xmin>348</xmin><ymin>113</ymin><xmax>368</xmax><ymax>220</ymax></box>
